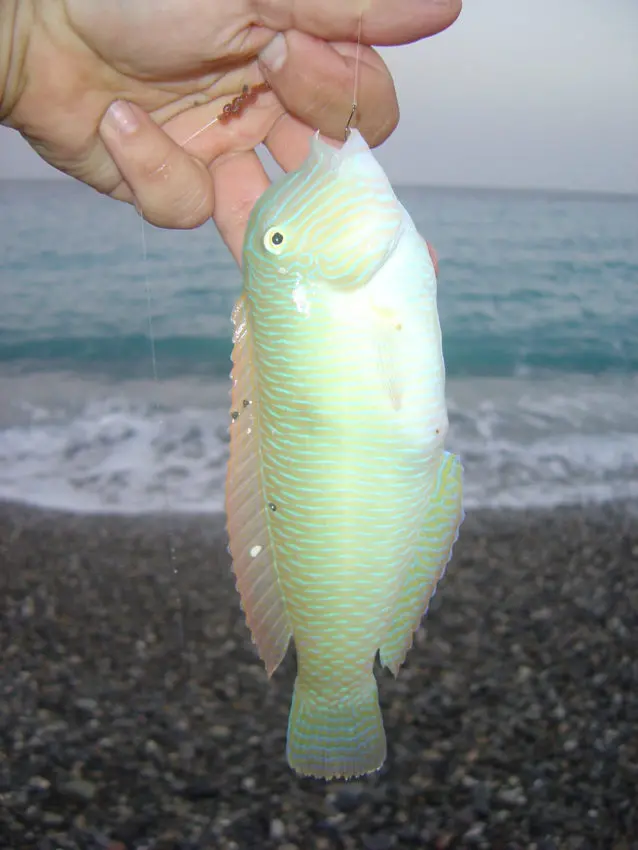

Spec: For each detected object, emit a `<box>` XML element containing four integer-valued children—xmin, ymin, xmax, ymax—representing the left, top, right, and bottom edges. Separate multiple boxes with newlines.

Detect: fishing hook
<box><xmin>345</xmin><ymin>102</ymin><xmax>357</xmax><ymax>141</ymax></box>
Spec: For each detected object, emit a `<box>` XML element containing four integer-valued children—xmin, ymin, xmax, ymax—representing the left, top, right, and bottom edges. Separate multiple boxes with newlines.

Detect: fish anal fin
<box><xmin>225</xmin><ymin>295</ymin><xmax>292</xmax><ymax>677</ymax></box>
<box><xmin>379</xmin><ymin>451</ymin><xmax>464</xmax><ymax>676</ymax></box>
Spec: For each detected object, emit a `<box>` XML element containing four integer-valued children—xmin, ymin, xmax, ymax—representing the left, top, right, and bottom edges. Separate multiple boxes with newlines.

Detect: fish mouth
<box><xmin>328</xmin><ymin>129</ymin><xmax>406</xmax><ymax>268</ymax></box>
<box><xmin>311</xmin><ymin>128</ymin><xmax>381</xmax><ymax>162</ymax></box>
<box><xmin>303</xmin><ymin>130</ymin><xmax>407</xmax><ymax>279</ymax></box>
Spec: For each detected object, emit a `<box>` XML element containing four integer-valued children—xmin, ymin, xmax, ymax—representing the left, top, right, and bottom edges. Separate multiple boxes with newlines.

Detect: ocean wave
<box><xmin>1</xmin><ymin>373</ymin><xmax>637</xmax><ymax>516</ymax></box>
<box><xmin>0</xmin><ymin>329</ymin><xmax>636</xmax><ymax>378</ymax></box>
<box><xmin>0</xmin><ymin>334</ymin><xmax>234</xmax><ymax>377</ymax></box>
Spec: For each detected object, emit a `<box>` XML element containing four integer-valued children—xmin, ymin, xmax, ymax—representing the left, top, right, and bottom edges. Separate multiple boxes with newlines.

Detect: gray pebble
<box><xmin>472</xmin><ymin>782</ymin><xmax>491</xmax><ymax>816</ymax></box>
<box><xmin>496</xmin><ymin>788</ymin><xmax>527</xmax><ymax>807</ymax></box>
<box><xmin>59</xmin><ymin>779</ymin><xmax>97</xmax><ymax>802</ymax></box>
<box><xmin>41</xmin><ymin>811</ymin><xmax>65</xmax><ymax>827</ymax></box>
<box><xmin>463</xmin><ymin>822</ymin><xmax>486</xmax><ymax>843</ymax></box>
<box><xmin>328</xmin><ymin>781</ymin><xmax>370</xmax><ymax>812</ymax></box>
<box><xmin>74</xmin><ymin>697</ymin><xmax>98</xmax><ymax>713</ymax></box>
<box><xmin>28</xmin><ymin>776</ymin><xmax>51</xmax><ymax>792</ymax></box>
<box><xmin>363</xmin><ymin>834</ymin><xmax>395</xmax><ymax>850</ymax></box>
<box><xmin>270</xmin><ymin>818</ymin><xmax>286</xmax><ymax>840</ymax></box>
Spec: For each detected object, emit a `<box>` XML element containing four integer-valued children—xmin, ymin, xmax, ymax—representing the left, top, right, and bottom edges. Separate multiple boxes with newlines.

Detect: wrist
<box><xmin>0</xmin><ymin>0</ymin><xmax>33</xmax><ymax>125</ymax></box>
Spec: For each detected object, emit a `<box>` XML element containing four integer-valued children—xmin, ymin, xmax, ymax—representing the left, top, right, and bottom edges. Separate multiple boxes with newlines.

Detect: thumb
<box><xmin>99</xmin><ymin>100</ymin><xmax>215</xmax><ymax>228</ymax></box>
<box><xmin>258</xmin><ymin>30</ymin><xmax>398</xmax><ymax>147</ymax></box>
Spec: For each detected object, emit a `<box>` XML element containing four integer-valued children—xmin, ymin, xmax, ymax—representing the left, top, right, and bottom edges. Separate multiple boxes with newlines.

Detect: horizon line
<box><xmin>0</xmin><ymin>175</ymin><xmax>636</xmax><ymax>201</ymax></box>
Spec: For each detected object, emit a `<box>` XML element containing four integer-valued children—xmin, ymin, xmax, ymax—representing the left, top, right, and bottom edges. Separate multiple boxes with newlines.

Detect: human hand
<box><xmin>2</xmin><ymin>0</ymin><xmax>460</xmax><ymax>262</ymax></box>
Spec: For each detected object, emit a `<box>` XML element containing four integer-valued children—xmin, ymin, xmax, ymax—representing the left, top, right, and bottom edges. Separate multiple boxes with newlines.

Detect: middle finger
<box><xmin>210</xmin><ymin>149</ymin><xmax>271</xmax><ymax>264</ymax></box>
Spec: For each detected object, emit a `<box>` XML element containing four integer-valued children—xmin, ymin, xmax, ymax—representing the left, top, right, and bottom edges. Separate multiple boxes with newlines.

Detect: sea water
<box><xmin>1</xmin><ymin>179</ymin><xmax>637</xmax><ymax>514</ymax></box>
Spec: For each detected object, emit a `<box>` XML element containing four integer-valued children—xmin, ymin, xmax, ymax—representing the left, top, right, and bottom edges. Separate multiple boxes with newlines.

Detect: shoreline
<box><xmin>1</xmin><ymin>499</ymin><xmax>637</xmax><ymax>849</ymax></box>
<box><xmin>2</xmin><ymin>493</ymin><xmax>637</xmax><ymax>526</ymax></box>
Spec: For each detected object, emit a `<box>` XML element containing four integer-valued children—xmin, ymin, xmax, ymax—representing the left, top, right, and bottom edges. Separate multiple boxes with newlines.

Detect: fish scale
<box><xmin>226</xmin><ymin>130</ymin><xmax>463</xmax><ymax>779</ymax></box>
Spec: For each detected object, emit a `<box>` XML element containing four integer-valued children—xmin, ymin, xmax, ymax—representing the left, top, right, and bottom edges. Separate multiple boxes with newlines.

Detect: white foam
<box><xmin>446</xmin><ymin>374</ymin><xmax>638</xmax><ymax>510</ymax></box>
<box><xmin>0</xmin><ymin>372</ymin><xmax>637</xmax><ymax>515</ymax></box>
<box><xmin>0</xmin><ymin>374</ymin><xmax>230</xmax><ymax>515</ymax></box>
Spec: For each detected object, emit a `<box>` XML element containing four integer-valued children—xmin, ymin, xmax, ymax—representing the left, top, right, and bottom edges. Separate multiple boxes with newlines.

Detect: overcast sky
<box><xmin>1</xmin><ymin>0</ymin><xmax>636</xmax><ymax>193</ymax></box>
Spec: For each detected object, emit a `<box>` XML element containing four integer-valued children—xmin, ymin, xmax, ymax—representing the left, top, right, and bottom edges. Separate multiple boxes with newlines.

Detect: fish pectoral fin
<box><xmin>370</xmin><ymin>300</ymin><xmax>404</xmax><ymax>412</ymax></box>
<box><xmin>226</xmin><ymin>295</ymin><xmax>292</xmax><ymax>677</ymax></box>
<box><xmin>379</xmin><ymin>451</ymin><xmax>464</xmax><ymax>676</ymax></box>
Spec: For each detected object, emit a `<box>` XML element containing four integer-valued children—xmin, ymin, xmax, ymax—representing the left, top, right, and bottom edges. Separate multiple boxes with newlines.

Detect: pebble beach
<box><xmin>1</xmin><ymin>500</ymin><xmax>637</xmax><ymax>850</ymax></box>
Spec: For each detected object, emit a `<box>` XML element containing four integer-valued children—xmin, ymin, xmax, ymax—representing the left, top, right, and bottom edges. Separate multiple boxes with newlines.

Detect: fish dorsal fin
<box><xmin>225</xmin><ymin>295</ymin><xmax>292</xmax><ymax>676</ymax></box>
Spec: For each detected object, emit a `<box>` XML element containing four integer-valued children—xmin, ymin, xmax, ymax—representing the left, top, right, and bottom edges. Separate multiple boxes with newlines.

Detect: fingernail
<box><xmin>104</xmin><ymin>100</ymin><xmax>140</xmax><ymax>134</ymax></box>
<box><xmin>259</xmin><ymin>33</ymin><xmax>287</xmax><ymax>73</ymax></box>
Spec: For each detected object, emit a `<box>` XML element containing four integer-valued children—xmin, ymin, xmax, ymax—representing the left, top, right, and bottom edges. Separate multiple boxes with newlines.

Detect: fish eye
<box><xmin>264</xmin><ymin>227</ymin><xmax>286</xmax><ymax>255</ymax></box>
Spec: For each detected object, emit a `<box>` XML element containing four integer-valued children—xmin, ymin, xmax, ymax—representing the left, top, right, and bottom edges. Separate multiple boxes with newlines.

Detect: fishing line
<box><xmin>181</xmin><ymin>115</ymin><xmax>219</xmax><ymax>148</ymax></box>
<box><xmin>345</xmin><ymin>11</ymin><xmax>364</xmax><ymax>140</ymax></box>
<box><xmin>138</xmin><ymin>203</ymin><xmax>185</xmax><ymax>649</ymax></box>
<box><xmin>135</xmin><ymin>84</ymin><xmax>273</xmax><ymax>655</ymax></box>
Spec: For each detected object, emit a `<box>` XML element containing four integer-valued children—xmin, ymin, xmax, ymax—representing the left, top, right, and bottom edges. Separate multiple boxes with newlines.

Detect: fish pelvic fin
<box><xmin>226</xmin><ymin>295</ymin><xmax>292</xmax><ymax>677</ymax></box>
<box><xmin>286</xmin><ymin>677</ymin><xmax>386</xmax><ymax>780</ymax></box>
<box><xmin>380</xmin><ymin>451</ymin><xmax>464</xmax><ymax>676</ymax></box>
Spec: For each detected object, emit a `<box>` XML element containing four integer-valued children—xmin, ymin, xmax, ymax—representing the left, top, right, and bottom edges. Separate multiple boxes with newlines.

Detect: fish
<box><xmin>225</xmin><ymin>129</ymin><xmax>464</xmax><ymax>780</ymax></box>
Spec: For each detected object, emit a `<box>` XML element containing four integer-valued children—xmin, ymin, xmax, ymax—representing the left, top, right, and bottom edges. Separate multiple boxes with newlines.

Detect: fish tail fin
<box><xmin>286</xmin><ymin>676</ymin><xmax>386</xmax><ymax>780</ymax></box>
